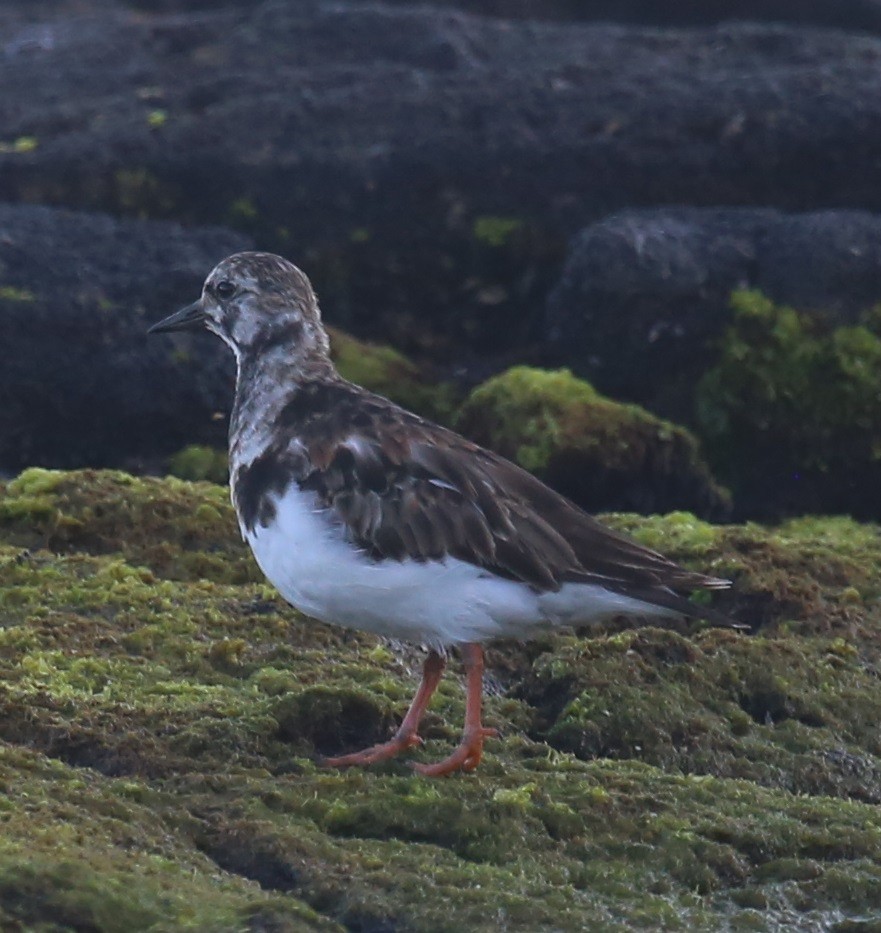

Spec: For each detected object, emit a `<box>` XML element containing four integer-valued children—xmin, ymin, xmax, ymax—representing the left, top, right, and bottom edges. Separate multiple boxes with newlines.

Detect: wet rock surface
<box><xmin>1</xmin><ymin>469</ymin><xmax>881</xmax><ymax>929</ymax></box>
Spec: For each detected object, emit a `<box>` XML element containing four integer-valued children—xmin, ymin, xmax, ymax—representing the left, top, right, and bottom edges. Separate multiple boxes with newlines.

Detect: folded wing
<box><xmin>283</xmin><ymin>385</ymin><xmax>731</xmax><ymax>621</ymax></box>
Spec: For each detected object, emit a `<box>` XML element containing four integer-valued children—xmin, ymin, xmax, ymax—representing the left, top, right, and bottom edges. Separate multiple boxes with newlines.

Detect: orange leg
<box><xmin>413</xmin><ymin>643</ymin><xmax>498</xmax><ymax>777</ymax></box>
<box><xmin>323</xmin><ymin>650</ymin><xmax>446</xmax><ymax>768</ymax></box>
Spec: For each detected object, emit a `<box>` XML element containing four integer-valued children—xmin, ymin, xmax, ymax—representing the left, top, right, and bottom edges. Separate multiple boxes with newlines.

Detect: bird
<box><xmin>149</xmin><ymin>251</ymin><xmax>734</xmax><ymax>777</ymax></box>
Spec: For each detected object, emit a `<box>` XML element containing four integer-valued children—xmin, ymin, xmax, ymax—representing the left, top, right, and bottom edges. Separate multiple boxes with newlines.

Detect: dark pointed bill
<box><xmin>148</xmin><ymin>300</ymin><xmax>207</xmax><ymax>334</ymax></box>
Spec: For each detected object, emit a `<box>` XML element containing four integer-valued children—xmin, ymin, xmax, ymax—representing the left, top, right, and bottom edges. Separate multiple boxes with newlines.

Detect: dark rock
<box><xmin>366</xmin><ymin>0</ymin><xmax>881</xmax><ymax>35</ymax></box>
<box><xmin>0</xmin><ymin>203</ymin><xmax>248</xmax><ymax>474</ymax></box>
<box><xmin>3</xmin><ymin>5</ymin><xmax>881</xmax><ymax>364</ymax></box>
<box><xmin>545</xmin><ymin>208</ymin><xmax>881</xmax><ymax>419</ymax></box>
<box><xmin>46</xmin><ymin>0</ymin><xmax>881</xmax><ymax>36</ymax></box>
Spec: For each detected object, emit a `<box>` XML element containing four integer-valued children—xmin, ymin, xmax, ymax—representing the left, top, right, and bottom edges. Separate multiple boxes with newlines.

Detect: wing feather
<box><xmin>249</xmin><ymin>379</ymin><xmax>732</xmax><ymax>616</ymax></box>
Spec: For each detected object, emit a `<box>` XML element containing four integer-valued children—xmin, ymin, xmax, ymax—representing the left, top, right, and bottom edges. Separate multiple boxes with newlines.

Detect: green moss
<box><xmin>328</xmin><ymin>326</ymin><xmax>459</xmax><ymax>422</ymax></box>
<box><xmin>1</xmin><ymin>468</ymin><xmax>881</xmax><ymax>928</ymax></box>
<box><xmin>0</xmin><ymin>746</ymin><xmax>335</xmax><ymax>931</ymax></box>
<box><xmin>0</xmin><ymin>136</ymin><xmax>38</xmax><ymax>154</ymax></box>
<box><xmin>228</xmin><ymin>197</ymin><xmax>258</xmax><ymax>224</ymax></box>
<box><xmin>0</xmin><ymin>285</ymin><xmax>36</xmax><ymax>303</ymax></box>
<box><xmin>457</xmin><ymin>366</ymin><xmax>598</xmax><ymax>473</ymax></box>
<box><xmin>526</xmin><ymin>627</ymin><xmax>881</xmax><ymax>799</ymax></box>
<box><xmin>9</xmin><ymin>467</ymin><xmax>70</xmax><ymax>497</ymax></box>
<box><xmin>456</xmin><ymin>366</ymin><xmax>729</xmax><ymax>516</ymax></box>
<box><xmin>113</xmin><ymin>168</ymin><xmax>176</xmax><ymax>217</ymax></box>
<box><xmin>167</xmin><ymin>444</ymin><xmax>229</xmax><ymax>484</ymax></box>
<box><xmin>473</xmin><ymin>215</ymin><xmax>525</xmax><ymax>248</ymax></box>
<box><xmin>0</xmin><ymin>468</ymin><xmax>68</xmax><ymax>532</ymax></box>
<box><xmin>0</xmin><ymin>468</ymin><xmax>256</xmax><ymax>583</ymax></box>
<box><xmin>456</xmin><ymin>365</ymin><xmax>695</xmax><ymax>472</ymax></box>
<box><xmin>696</xmin><ymin>290</ymin><xmax>881</xmax><ymax>517</ymax></box>
<box><xmin>606</xmin><ymin>510</ymin><xmax>723</xmax><ymax>557</ymax></box>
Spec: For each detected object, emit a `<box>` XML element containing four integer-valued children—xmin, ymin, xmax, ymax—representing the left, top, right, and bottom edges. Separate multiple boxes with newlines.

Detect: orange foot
<box><xmin>321</xmin><ymin>644</ymin><xmax>498</xmax><ymax>777</ymax></box>
<box><xmin>322</xmin><ymin>731</ymin><xmax>422</xmax><ymax>768</ymax></box>
<box><xmin>412</xmin><ymin>726</ymin><xmax>499</xmax><ymax>777</ymax></box>
<box><xmin>323</xmin><ymin>650</ymin><xmax>446</xmax><ymax>770</ymax></box>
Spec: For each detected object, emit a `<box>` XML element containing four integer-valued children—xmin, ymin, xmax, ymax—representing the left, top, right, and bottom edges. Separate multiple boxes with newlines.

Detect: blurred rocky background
<box><xmin>4</xmin><ymin>0</ymin><xmax>881</xmax><ymax>520</ymax></box>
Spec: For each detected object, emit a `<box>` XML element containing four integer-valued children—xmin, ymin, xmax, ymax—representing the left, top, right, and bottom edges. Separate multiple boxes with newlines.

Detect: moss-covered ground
<box><xmin>1</xmin><ymin>469</ymin><xmax>881</xmax><ymax>929</ymax></box>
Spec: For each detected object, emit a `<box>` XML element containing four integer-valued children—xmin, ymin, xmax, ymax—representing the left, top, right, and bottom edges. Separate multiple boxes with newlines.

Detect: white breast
<box><xmin>244</xmin><ymin>486</ymin><xmax>675</xmax><ymax>649</ymax></box>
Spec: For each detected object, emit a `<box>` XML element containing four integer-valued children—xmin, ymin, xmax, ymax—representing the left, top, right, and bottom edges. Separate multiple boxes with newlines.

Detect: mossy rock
<box><xmin>166</xmin><ymin>444</ymin><xmax>229</xmax><ymax>485</ymax></box>
<box><xmin>696</xmin><ymin>289</ymin><xmax>881</xmax><ymax>520</ymax></box>
<box><xmin>457</xmin><ymin>366</ymin><xmax>730</xmax><ymax>518</ymax></box>
<box><xmin>328</xmin><ymin>326</ymin><xmax>459</xmax><ymax>422</ymax></box>
<box><xmin>1</xmin><ymin>468</ymin><xmax>881</xmax><ymax>928</ymax></box>
<box><xmin>0</xmin><ymin>467</ymin><xmax>257</xmax><ymax>584</ymax></box>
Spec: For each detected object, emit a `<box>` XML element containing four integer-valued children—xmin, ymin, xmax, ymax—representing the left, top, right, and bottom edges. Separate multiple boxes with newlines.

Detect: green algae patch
<box><xmin>521</xmin><ymin>626</ymin><xmax>881</xmax><ymax>803</ymax></box>
<box><xmin>328</xmin><ymin>325</ymin><xmax>458</xmax><ymax>422</ymax></box>
<box><xmin>0</xmin><ymin>467</ymin><xmax>257</xmax><ymax>583</ymax></box>
<box><xmin>457</xmin><ymin>366</ymin><xmax>730</xmax><ymax>518</ymax></box>
<box><xmin>696</xmin><ymin>289</ymin><xmax>881</xmax><ymax>519</ymax></box>
<box><xmin>603</xmin><ymin>512</ymin><xmax>881</xmax><ymax>637</ymax></box>
<box><xmin>167</xmin><ymin>443</ymin><xmax>229</xmax><ymax>484</ymax></box>
<box><xmin>0</xmin><ymin>744</ymin><xmax>338</xmax><ymax>932</ymax></box>
<box><xmin>0</xmin><ymin>285</ymin><xmax>36</xmax><ymax>303</ymax></box>
<box><xmin>473</xmin><ymin>215</ymin><xmax>525</xmax><ymax>248</ymax></box>
<box><xmin>1</xmin><ymin>469</ymin><xmax>881</xmax><ymax>927</ymax></box>
<box><xmin>181</xmin><ymin>757</ymin><xmax>881</xmax><ymax>931</ymax></box>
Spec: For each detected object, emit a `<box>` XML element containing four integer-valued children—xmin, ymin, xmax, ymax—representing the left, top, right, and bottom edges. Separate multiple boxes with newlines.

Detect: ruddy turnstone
<box><xmin>149</xmin><ymin>252</ymin><xmax>734</xmax><ymax>777</ymax></box>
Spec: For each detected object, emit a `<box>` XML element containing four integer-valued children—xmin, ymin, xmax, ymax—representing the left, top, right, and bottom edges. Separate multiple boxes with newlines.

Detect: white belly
<box><xmin>243</xmin><ymin>486</ymin><xmax>674</xmax><ymax>649</ymax></box>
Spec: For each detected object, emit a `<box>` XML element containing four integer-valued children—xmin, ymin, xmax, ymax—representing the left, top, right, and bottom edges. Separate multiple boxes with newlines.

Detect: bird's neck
<box><xmin>229</xmin><ymin>344</ymin><xmax>337</xmax><ymax>468</ymax></box>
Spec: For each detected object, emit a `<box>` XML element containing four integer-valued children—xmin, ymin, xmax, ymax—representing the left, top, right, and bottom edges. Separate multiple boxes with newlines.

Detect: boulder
<box><xmin>366</xmin><ymin>0</ymin><xmax>881</xmax><ymax>34</ymax></box>
<box><xmin>545</xmin><ymin>208</ymin><xmax>881</xmax><ymax>419</ymax></box>
<box><xmin>0</xmin><ymin>203</ymin><xmax>247</xmax><ymax>474</ymax></box>
<box><xmin>455</xmin><ymin>366</ymin><xmax>730</xmax><ymax>518</ymax></box>
<box><xmin>4</xmin><ymin>4</ymin><xmax>881</xmax><ymax>364</ymax></box>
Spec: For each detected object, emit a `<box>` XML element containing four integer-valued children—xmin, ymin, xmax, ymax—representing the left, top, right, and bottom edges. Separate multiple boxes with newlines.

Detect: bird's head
<box><xmin>149</xmin><ymin>251</ymin><xmax>330</xmax><ymax>362</ymax></box>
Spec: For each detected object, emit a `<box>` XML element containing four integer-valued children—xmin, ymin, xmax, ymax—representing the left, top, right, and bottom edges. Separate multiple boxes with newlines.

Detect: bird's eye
<box><xmin>215</xmin><ymin>280</ymin><xmax>236</xmax><ymax>299</ymax></box>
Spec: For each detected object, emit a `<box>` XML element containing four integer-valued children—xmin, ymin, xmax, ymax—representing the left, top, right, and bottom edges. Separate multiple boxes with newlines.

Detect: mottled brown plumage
<box><xmin>149</xmin><ymin>251</ymin><xmax>735</xmax><ymax>776</ymax></box>
<box><xmin>234</xmin><ymin>375</ymin><xmax>729</xmax><ymax>614</ymax></box>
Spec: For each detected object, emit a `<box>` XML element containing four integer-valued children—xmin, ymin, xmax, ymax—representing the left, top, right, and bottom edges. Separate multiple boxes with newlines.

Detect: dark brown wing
<box><xmin>481</xmin><ymin>454</ymin><xmax>731</xmax><ymax>594</ymax></box>
<box><xmin>239</xmin><ymin>379</ymin><xmax>732</xmax><ymax>621</ymax></box>
<box><xmin>280</xmin><ymin>419</ymin><xmax>574</xmax><ymax>590</ymax></box>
